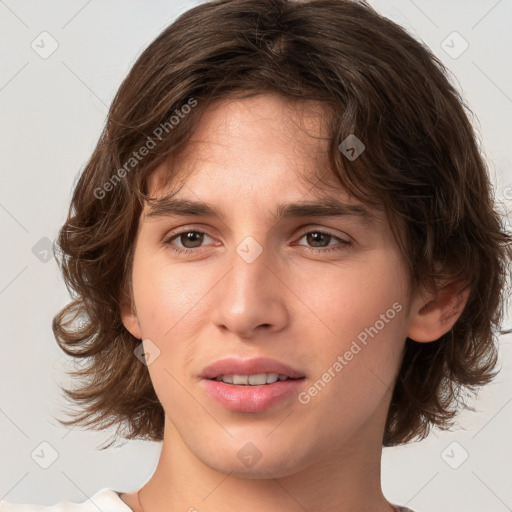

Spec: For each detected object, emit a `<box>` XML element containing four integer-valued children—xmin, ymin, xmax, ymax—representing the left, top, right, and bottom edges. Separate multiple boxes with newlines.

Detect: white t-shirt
<box><xmin>0</xmin><ymin>489</ymin><xmax>417</xmax><ymax>512</ymax></box>
<box><xmin>0</xmin><ymin>489</ymin><xmax>133</xmax><ymax>512</ymax></box>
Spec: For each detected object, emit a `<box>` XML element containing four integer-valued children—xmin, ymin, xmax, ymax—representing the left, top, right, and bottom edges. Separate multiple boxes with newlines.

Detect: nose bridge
<box><xmin>228</xmin><ymin>234</ymin><xmax>273</xmax><ymax>302</ymax></box>
<box><xmin>211</xmin><ymin>233</ymin><xmax>287</xmax><ymax>336</ymax></box>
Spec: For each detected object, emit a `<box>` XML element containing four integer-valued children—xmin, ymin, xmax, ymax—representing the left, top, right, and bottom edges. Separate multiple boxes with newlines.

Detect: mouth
<box><xmin>200</xmin><ymin>357</ymin><xmax>306</xmax><ymax>412</ymax></box>
<box><xmin>202</xmin><ymin>377</ymin><xmax>306</xmax><ymax>413</ymax></box>
<box><xmin>201</xmin><ymin>356</ymin><xmax>305</xmax><ymax>381</ymax></box>
<box><xmin>211</xmin><ymin>373</ymin><xmax>301</xmax><ymax>385</ymax></box>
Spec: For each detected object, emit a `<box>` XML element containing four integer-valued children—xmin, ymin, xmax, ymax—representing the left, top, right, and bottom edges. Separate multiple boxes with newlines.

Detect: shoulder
<box><xmin>0</xmin><ymin>489</ymin><xmax>133</xmax><ymax>512</ymax></box>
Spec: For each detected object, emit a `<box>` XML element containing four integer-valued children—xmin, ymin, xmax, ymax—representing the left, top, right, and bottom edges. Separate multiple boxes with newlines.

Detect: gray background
<box><xmin>1</xmin><ymin>1</ymin><xmax>511</xmax><ymax>511</ymax></box>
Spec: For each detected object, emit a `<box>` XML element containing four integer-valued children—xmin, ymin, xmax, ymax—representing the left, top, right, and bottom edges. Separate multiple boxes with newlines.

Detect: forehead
<box><xmin>141</xmin><ymin>94</ymin><xmax>388</xmax><ymax>233</ymax></box>
<box><xmin>146</xmin><ymin>93</ymin><xmax>349</xmax><ymax>200</ymax></box>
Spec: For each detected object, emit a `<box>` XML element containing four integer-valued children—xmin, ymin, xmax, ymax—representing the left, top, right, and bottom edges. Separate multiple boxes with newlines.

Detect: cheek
<box><xmin>300</xmin><ymin>254</ymin><xmax>409</xmax><ymax>347</ymax></box>
<box><xmin>131</xmin><ymin>257</ymin><xmax>213</xmax><ymax>399</ymax></box>
<box><xmin>132</xmin><ymin>255</ymin><xmax>210</xmax><ymax>338</ymax></box>
<box><xmin>297</xmin><ymin>306</ymin><xmax>407</xmax><ymax>439</ymax></box>
<box><xmin>298</xmin><ymin>253</ymin><xmax>409</xmax><ymax>410</ymax></box>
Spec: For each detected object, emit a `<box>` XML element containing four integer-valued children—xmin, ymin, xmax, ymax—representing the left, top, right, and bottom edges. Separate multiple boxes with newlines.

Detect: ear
<box><xmin>407</xmin><ymin>279</ymin><xmax>470</xmax><ymax>343</ymax></box>
<box><xmin>119</xmin><ymin>288</ymin><xmax>142</xmax><ymax>340</ymax></box>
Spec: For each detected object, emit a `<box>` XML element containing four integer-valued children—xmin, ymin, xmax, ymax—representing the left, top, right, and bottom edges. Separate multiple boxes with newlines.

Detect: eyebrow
<box><xmin>145</xmin><ymin>196</ymin><xmax>375</xmax><ymax>223</ymax></box>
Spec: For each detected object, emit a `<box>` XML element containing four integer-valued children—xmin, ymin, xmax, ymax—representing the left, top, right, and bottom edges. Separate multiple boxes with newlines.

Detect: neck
<box><xmin>138</xmin><ymin>418</ymin><xmax>394</xmax><ymax>512</ymax></box>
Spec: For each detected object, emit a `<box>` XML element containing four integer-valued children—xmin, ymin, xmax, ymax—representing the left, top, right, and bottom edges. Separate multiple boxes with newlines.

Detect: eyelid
<box><xmin>162</xmin><ymin>224</ymin><xmax>353</xmax><ymax>255</ymax></box>
<box><xmin>163</xmin><ymin>223</ymin><xmax>215</xmax><ymax>237</ymax></box>
<box><xmin>163</xmin><ymin>224</ymin><xmax>351</xmax><ymax>243</ymax></box>
<box><xmin>295</xmin><ymin>225</ymin><xmax>352</xmax><ymax>243</ymax></box>
<box><xmin>162</xmin><ymin>224</ymin><xmax>216</xmax><ymax>245</ymax></box>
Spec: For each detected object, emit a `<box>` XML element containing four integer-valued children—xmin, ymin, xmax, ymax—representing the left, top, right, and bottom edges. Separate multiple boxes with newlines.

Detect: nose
<box><xmin>210</xmin><ymin>237</ymin><xmax>289</xmax><ymax>339</ymax></box>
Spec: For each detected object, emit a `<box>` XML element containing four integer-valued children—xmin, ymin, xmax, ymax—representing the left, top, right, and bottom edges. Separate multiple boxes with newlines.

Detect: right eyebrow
<box><xmin>145</xmin><ymin>197</ymin><xmax>225</xmax><ymax>220</ymax></box>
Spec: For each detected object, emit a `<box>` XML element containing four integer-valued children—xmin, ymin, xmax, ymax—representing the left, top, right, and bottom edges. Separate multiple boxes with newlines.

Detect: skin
<box><xmin>120</xmin><ymin>93</ymin><xmax>469</xmax><ymax>512</ymax></box>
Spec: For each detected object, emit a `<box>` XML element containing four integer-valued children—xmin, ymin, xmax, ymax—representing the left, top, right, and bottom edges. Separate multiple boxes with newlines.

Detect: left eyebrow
<box><xmin>145</xmin><ymin>196</ymin><xmax>376</xmax><ymax>224</ymax></box>
<box><xmin>276</xmin><ymin>198</ymin><xmax>375</xmax><ymax>223</ymax></box>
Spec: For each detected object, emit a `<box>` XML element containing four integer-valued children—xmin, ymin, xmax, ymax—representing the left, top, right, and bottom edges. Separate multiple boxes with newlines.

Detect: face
<box><xmin>122</xmin><ymin>93</ymin><xmax>415</xmax><ymax>477</ymax></box>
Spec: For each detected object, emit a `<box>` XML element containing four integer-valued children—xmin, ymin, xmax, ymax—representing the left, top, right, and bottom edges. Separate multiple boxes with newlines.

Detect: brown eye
<box><xmin>305</xmin><ymin>232</ymin><xmax>333</xmax><ymax>248</ymax></box>
<box><xmin>295</xmin><ymin>230</ymin><xmax>351</xmax><ymax>254</ymax></box>
<box><xmin>162</xmin><ymin>229</ymin><xmax>215</xmax><ymax>255</ymax></box>
<box><xmin>175</xmin><ymin>231</ymin><xmax>205</xmax><ymax>249</ymax></box>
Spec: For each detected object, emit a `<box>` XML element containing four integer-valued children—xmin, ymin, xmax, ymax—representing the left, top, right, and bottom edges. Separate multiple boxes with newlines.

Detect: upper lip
<box><xmin>201</xmin><ymin>357</ymin><xmax>305</xmax><ymax>379</ymax></box>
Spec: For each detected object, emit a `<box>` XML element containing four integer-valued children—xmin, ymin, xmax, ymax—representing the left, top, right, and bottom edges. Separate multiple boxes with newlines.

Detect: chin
<box><xmin>198</xmin><ymin>443</ymin><xmax>310</xmax><ymax>480</ymax></box>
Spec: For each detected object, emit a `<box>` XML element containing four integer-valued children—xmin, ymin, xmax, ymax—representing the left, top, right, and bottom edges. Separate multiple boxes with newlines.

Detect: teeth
<box><xmin>214</xmin><ymin>373</ymin><xmax>289</xmax><ymax>385</ymax></box>
<box><xmin>233</xmin><ymin>375</ymin><xmax>248</xmax><ymax>385</ymax></box>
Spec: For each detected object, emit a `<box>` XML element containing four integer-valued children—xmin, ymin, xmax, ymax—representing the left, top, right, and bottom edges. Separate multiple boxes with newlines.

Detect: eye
<box><xmin>294</xmin><ymin>229</ymin><xmax>351</xmax><ymax>254</ymax></box>
<box><xmin>162</xmin><ymin>227</ymin><xmax>352</xmax><ymax>256</ymax></box>
<box><xmin>163</xmin><ymin>230</ymin><xmax>216</xmax><ymax>255</ymax></box>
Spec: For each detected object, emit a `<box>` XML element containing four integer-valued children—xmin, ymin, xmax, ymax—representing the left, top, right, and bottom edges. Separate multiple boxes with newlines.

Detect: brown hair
<box><xmin>52</xmin><ymin>0</ymin><xmax>511</xmax><ymax>448</ymax></box>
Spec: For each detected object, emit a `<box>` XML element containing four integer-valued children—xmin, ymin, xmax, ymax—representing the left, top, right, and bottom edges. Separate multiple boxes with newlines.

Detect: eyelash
<box><xmin>162</xmin><ymin>227</ymin><xmax>351</xmax><ymax>256</ymax></box>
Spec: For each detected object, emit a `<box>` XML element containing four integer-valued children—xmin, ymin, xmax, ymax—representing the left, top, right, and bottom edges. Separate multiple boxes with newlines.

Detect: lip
<box><xmin>200</xmin><ymin>357</ymin><xmax>305</xmax><ymax>380</ymax></box>
<box><xmin>200</xmin><ymin>357</ymin><xmax>306</xmax><ymax>413</ymax></box>
<box><xmin>202</xmin><ymin>378</ymin><xmax>305</xmax><ymax>412</ymax></box>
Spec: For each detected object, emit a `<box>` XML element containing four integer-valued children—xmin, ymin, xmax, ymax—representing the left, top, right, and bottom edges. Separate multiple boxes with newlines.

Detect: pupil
<box><xmin>307</xmin><ymin>232</ymin><xmax>329</xmax><ymax>247</ymax></box>
<box><xmin>182</xmin><ymin>232</ymin><xmax>203</xmax><ymax>248</ymax></box>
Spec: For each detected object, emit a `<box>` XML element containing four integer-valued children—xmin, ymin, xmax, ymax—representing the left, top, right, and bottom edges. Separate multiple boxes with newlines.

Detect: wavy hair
<box><xmin>52</xmin><ymin>0</ymin><xmax>512</xmax><ymax>448</ymax></box>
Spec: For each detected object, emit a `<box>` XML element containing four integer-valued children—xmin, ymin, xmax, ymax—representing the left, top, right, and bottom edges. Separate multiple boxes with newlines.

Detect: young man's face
<box><xmin>123</xmin><ymin>93</ymin><xmax>414</xmax><ymax>477</ymax></box>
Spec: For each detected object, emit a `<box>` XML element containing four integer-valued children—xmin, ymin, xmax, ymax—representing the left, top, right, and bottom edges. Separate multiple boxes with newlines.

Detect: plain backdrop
<box><xmin>0</xmin><ymin>1</ymin><xmax>511</xmax><ymax>511</ymax></box>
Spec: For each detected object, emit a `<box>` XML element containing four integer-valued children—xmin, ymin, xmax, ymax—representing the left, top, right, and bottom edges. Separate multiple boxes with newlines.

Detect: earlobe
<box><xmin>120</xmin><ymin>292</ymin><xmax>142</xmax><ymax>340</ymax></box>
<box><xmin>407</xmin><ymin>280</ymin><xmax>470</xmax><ymax>343</ymax></box>
<box><xmin>122</xmin><ymin>309</ymin><xmax>142</xmax><ymax>340</ymax></box>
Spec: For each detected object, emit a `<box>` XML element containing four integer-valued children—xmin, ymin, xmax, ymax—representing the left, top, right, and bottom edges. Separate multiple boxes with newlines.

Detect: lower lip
<box><xmin>202</xmin><ymin>378</ymin><xmax>305</xmax><ymax>412</ymax></box>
